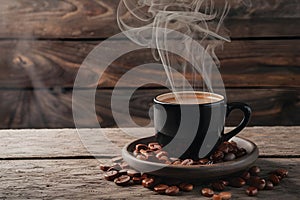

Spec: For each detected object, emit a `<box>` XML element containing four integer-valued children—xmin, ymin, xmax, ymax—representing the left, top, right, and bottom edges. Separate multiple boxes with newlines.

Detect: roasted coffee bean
<box><xmin>142</xmin><ymin>178</ymin><xmax>155</xmax><ymax>188</ymax></box>
<box><xmin>218</xmin><ymin>143</ymin><xmax>230</xmax><ymax>154</ymax></box>
<box><xmin>210</xmin><ymin>150</ymin><xmax>224</xmax><ymax>161</ymax></box>
<box><xmin>221</xmin><ymin>180</ymin><xmax>229</xmax><ymax>186</ymax></box>
<box><xmin>154</xmin><ymin>184</ymin><xmax>169</xmax><ymax>194</ymax></box>
<box><xmin>230</xmin><ymin>141</ymin><xmax>237</xmax><ymax>147</ymax></box>
<box><xmin>269</xmin><ymin>174</ymin><xmax>280</xmax><ymax>185</ymax></box>
<box><xmin>181</xmin><ymin>159</ymin><xmax>194</xmax><ymax>165</ymax></box>
<box><xmin>253</xmin><ymin>178</ymin><xmax>266</xmax><ymax>190</ymax></box>
<box><xmin>179</xmin><ymin>183</ymin><xmax>193</xmax><ymax>192</ymax></box>
<box><xmin>211</xmin><ymin>181</ymin><xmax>225</xmax><ymax>191</ymax></box>
<box><xmin>240</xmin><ymin>171</ymin><xmax>251</xmax><ymax>180</ymax></box>
<box><xmin>219</xmin><ymin>191</ymin><xmax>232</xmax><ymax>200</ymax></box>
<box><xmin>148</xmin><ymin>142</ymin><xmax>162</xmax><ymax>151</ymax></box>
<box><xmin>201</xmin><ymin>188</ymin><xmax>214</xmax><ymax>197</ymax></box>
<box><xmin>198</xmin><ymin>158</ymin><xmax>209</xmax><ymax>165</ymax></box>
<box><xmin>118</xmin><ymin>169</ymin><xmax>128</xmax><ymax>175</ymax></box>
<box><xmin>104</xmin><ymin>170</ymin><xmax>119</xmax><ymax>181</ymax></box>
<box><xmin>246</xmin><ymin>186</ymin><xmax>258</xmax><ymax>196</ymax></box>
<box><xmin>229</xmin><ymin>177</ymin><xmax>245</xmax><ymax>188</ymax></box>
<box><xmin>136</xmin><ymin>154</ymin><xmax>147</xmax><ymax>160</ymax></box>
<box><xmin>264</xmin><ymin>180</ymin><xmax>274</xmax><ymax>190</ymax></box>
<box><xmin>224</xmin><ymin>153</ymin><xmax>236</xmax><ymax>161</ymax></box>
<box><xmin>165</xmin><ymin>186</ymin><xmax>180</xmax><ymax>196</ymax></box>
<box><xmin>132</xmin><ymin>176</ymin><xmax>143</xmax><ymax>184</ymax></box>
<box><xmin>247</xmin><ymin>176</ymin><xmax>260</xmax><ymax>186</ymax></box>
<box><xmin>141</xmin><ymin>173</ymin><xmax>148</xmax><ymax>180</ymax></box>
<box><xmin>135</xmin><ymin>144</ymin><xmax>148</xmax><ymax>151</ymax></box>
<box><xmin>249</xmin><ymin>166</ymin><xmax>260</xmax><ymax>176</ymax></box>
<box><xmin>212</xmin><ymin>194</ymin><xmax>222</xmax><ymax>200</ymax></box>
<box><xmin>235</xmin><ymin>148</ymin><xmax>247</xmax><ymax>158</ymax></box>
<box><xmin>155</xmin><ymin>151</ymin><xmax>168</xmax><ymax>159</ymax></box>
<box><xmin>274</xmin><ymin>168</ymin><xmax>288</xmax><ymax>178</ymax></box>
<box><xmin>107</xmin><ymin>164</ymin><xmax>122</xmax><ymax>171</ymax></box>
<box><xmin>111</xmin><ymin>156</ymin><xmax>123</xmax><ymax>163</ymax></box>
<box><xmin>171</xmin><ymin>160</ymin><xmax>182</xmax><ymax>165</ymax></box>
<box><xmin>114</xmin><ymin>175</ymin><xmax>131</xmax><ymax>186</ymax></box>
<box><xmin>127</xmin><ymin>170</ymin><xmax>141</xmax><ymax>177</ymax></box>
<box><xmin>133</xmin><ymin>150</ymin><xmax>139</xmax><ymax>157</ymax></box>
<box><xmin>99</xmin><ymin>164</ymin><xmax>111</xmax><ymax>171</ymax></box>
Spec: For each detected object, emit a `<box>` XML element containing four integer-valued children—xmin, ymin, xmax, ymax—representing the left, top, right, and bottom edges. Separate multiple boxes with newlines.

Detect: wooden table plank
<box><xmin>0</xmin><ymin>0</ymin><xmax>299</xmax><ymax>39</ymax></box>
<box><xmin>0</xmin><ymin>158</ymin><xmax>299</xmax><ymax>199</ymax></box>
<box><xmin>1</xmin><ymin>127</ymin><xmax>299</xmax><ymax>159</ymax></box>
<box><xmin>1</xmin><ymin>39</ymin><xmax>299</xmax><ymax>89</ymax></box>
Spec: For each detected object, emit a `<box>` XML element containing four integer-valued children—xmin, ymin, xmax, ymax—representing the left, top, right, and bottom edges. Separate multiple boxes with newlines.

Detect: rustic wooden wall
<box><xmin>0</xmin><ymin>0</ymin><xmax>299</xmax><ymax>128</ymax></box>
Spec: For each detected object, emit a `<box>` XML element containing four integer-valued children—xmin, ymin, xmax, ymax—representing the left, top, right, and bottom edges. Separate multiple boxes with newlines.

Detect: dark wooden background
<box><xmin>0</xmin><ymin>0</ymin><xmax>299</xmax><ymax>128</ymax></box>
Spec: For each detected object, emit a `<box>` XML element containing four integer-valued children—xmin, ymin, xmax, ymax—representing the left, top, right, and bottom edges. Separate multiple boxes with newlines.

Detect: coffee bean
<box><xmin>212</xmin><ymin>194</ymin><xmax>222</xmax><ymax>200</ymax></box>
<box><xmin>99</xmin><ymin>164</ymin><xmax>111</xmax><ymax>171</ymax></box>
<box><xmin>165</xmin><ymin>186</ymin><xmax>180</xmax><ymax>196</ymax></box>
<box><xmin>135</xmin><ymin>144</ymin><xmax>148</xmax><ymax>151</ymax></box>
<box><xmin>104</xmin><ymin>170</ymin><xmax>119</xmax><ymax>181</ymax></box>
<box><xmin>240</xmin><ymin>171</ymin><xmax>251</xmax><ymax>180</ymax></box>
<box><xmin>230</xmin><ymin>141</ymin><xmax>237</xmax><ymax>147</ymax></box>
<box><xmin>201</xmin><ymin>188</ymin><xmax>214</xmax><ymax>197</ymax></box>
<box><xmin>107</xmin><ymin>164</ymin><xmax>122</xmax><ymax>171</ymax></box>
<box><xmin>219</xmin><ymin>191</ymin><xmax>232</xmax><ymax>200</ymax></box>
<box><xmin>171</xmin><ymin>160</ymin><xmax>182</xmax><ymax>165</ymax></box>
<box><xmin>132</xmin><ymin>176</ymin><xmax>142</xmax><ymax>184</ymax></box>
<box><xmin>210</xmin><ymin>150</ymin><xmax>224</xmax><ymax>161</ymax></box>
<box><xmin>224</xmin><ymin>153</ymin><xmax>236</xmax><ymax>161</ymax></box>
<box><xmin>118</xmin><ymin>169</ymin><xmax>128</xmax><ymax>175</ymax></box>
<box><xmin>274</xmin><ymin>168</ymin><xmax>288</xmax><ymax>178</ymax></box>
<box><xmin>229</xmin><ymin>177</ymin><xmax>245</xmax><ymax>188</ymax></box>
<box><xmin>198</xmin><ymin>158</ymin><xmax>209</xmax><ymax>165</ymax></box>
<box><xmin>221</xmin><ymin>180</ymin><xmax>229</xmax><ymax>186</ymax></box>
<box><xmin>155</xmin><ymin>151</ymin><xmax>168</xmax><ymax>159</ymax></box>
<box><xmin>127</xmin><ymin>170</ymin><xmax>141</xmax><ymax>177</ymax></box>
<box><xmin>235</xmin><ymin>148</ymin><xmax>247</xmax><ymax>158</ymax></box>
<box><xmin>247</xmin><ymin>176</ymin><xmax>260</xmax><ymax>186</ymax></box>
<box><xmin>246</xmin><ymin>186</ymin><xmax>258</xmax><ymax>196</ymax></box>
<box><xmin>136</xmin><ymin>154</ymin><xmax>147</xmax><ymax>160</ymax></box>
<box><xmin>181</xmin><ymin>159</ymin><xmax>194</xmax><ymax>165</ymax></box>
<box><xmin>269</xmin><ymin>174</ymin><xmax>280</xmax><ymax>185</ymax></box>
<box><xmin>252</xmin><ymin>178</ymin><xmax>266</xmax><ymax>190</ymax></box>
<box><xmin>218</xmin><ymin>143</ymin><xmax>230</xmax><ymax>154</ymax></box>
<box><xmin>142</xmin><ymin>178</ymin><xmax>155</xmax><ymax>188</ymax></box>
<box><xmin>133</xmin><ymin>150</ymin><xmax>139</xmax><ymax>157</ymax></box>
<box><xmin>179</xmin><ymin>183</ymin><xmax>193</xmax><ymax>192</ymax></box>
<box><xmin>212</xmin><ymin>181</ymin><xmax>225</xmax><ymax>191</ymax></box>
<box><xmin>141</xmin><ymin>173</ymin><xmax>148</xmax><ymax>179</ymax></box>
<box><xmin>264</xmin><ymin>180</ymin><xmax>274</xmax><ymax>190</ymax></box>
<box><xmin>114</xmin><ymin>175</ymin><xmax>131</xmax><ymax>186</ymax></box>
<box><xmin>154</xmin><ymin>184</ymin><xmax>169</xmax><ymax>194</ymax></box>
<box><xmin>148</xmin><ymin>142</ymin><xmax>162</xmax><ymax>151</ymax></box>
<box><xmin>249</xmin><ymin>166</ymin><xmax>260</xmax><ymax>176</ymax></box>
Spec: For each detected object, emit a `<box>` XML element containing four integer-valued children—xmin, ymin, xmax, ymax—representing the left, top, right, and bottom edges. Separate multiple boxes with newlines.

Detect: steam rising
<box><xmin>117</xmin><ymin>0</ymin><xmax>249</xmax><ymax>95</ymax></box>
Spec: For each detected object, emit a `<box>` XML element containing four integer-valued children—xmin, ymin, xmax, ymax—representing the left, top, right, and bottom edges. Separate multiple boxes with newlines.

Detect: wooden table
<box><xmin>1</xmin><ymin>127</ymin><xmax>299</xmax><ymax>199</ymax></box>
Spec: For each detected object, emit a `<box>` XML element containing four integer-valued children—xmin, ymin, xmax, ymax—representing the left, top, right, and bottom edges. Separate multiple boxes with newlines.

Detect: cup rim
<box><xmin>154</xmin><ymin>91</ymin><xmax>224</xmax><ymax>106</ymax></box>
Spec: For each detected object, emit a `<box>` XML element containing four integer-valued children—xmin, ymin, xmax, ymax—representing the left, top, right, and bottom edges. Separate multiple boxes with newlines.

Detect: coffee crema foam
<box><xmin>156</xmin><ymin>92</ymin><xmax>223</xmax><ymax>105</ymax></box>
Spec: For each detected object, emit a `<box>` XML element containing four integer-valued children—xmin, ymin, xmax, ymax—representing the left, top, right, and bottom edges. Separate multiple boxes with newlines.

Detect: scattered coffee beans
<box><xmin>201</xmin><ymin>188</ymin><xmax>214</xmax><ymax>197</ymax></box>
<box><xmin>165</xmin><ymin>186</ymin><xmax>180</xmax><ymax>196</ymax></box>
<box><xmin>101</xmin><ymin>142</ymin><xmax>289</xmax><ymax>198</ymax></box>
<box><xmin>246</xmin><ymin>186</ymin><xmax>258</xmax><ymax>196</ymax></box>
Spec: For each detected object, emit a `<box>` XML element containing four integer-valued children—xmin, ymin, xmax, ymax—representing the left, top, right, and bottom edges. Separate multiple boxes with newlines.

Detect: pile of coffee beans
<box><xmin>132</xmin><ymin>140</ymin><xmax>247</xmax><ymax>165</ymax></box>
<box><xmin>100</xmin><ymin>156</ymin><xmax>288</xmax><ymax>198</ymax></box>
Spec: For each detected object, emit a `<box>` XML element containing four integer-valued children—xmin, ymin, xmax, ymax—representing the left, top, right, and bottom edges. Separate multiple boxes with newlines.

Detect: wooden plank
<box><xmin>0</xmin><ymin>158</ymin><xmax>299</xmax><ymax>199</ymax></box>
<box><xmin>0</xmin><ymin>127</ymin><xmax>299</xmax><ymax>158</ymax></box>
<box><xmin>0</xmin><ymin>0</ymin><xmax>299</xmax><ymax>39</ymax></box>
<box><xmin>0</xmin><ymin>39</ymin><xmax>299</xmax><ymax>89</ymax></box>
<box><xmin>0</xmin><ymin>88</ymin><xmax>298</xmax><ymax>128</ymax></box>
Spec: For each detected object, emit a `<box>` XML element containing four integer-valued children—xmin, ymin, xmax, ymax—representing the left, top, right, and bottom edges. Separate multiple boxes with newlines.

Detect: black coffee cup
<box><xmin>153</xmin><ymin>91</ymin><xmax>251</xmax><ymax>160</ymax></box>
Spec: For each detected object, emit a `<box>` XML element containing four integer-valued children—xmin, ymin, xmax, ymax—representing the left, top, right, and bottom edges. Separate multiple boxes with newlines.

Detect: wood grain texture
<box><xmin>0</xmin><ymin>0</ymin><xmax>299</xmax><ymax>39</ymax></box>
<box><xmin>0</xmin><ymin>158</ymin><xmax>299</xmax><ymax>199</ymax></box>
<box><xmin>0</xmin><ymin>127</ymin><xmax>299</xmax><ymax>159</ymax></box>
<box><xmin>0</xmin><ymin>88</ymin><xmax>298</xmax><ymax>129</ymax></box>
<box><xmin>0</xmin><ymin>39</ymin><xmax>299</xmax><ymax>89</ymax></box>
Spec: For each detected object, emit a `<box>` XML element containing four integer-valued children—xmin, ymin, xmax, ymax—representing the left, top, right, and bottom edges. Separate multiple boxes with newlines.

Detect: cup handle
<box><xmin>222</xmin><ymin>102</ymin><xmax>252</xmax><ymax>141</ymax></box>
